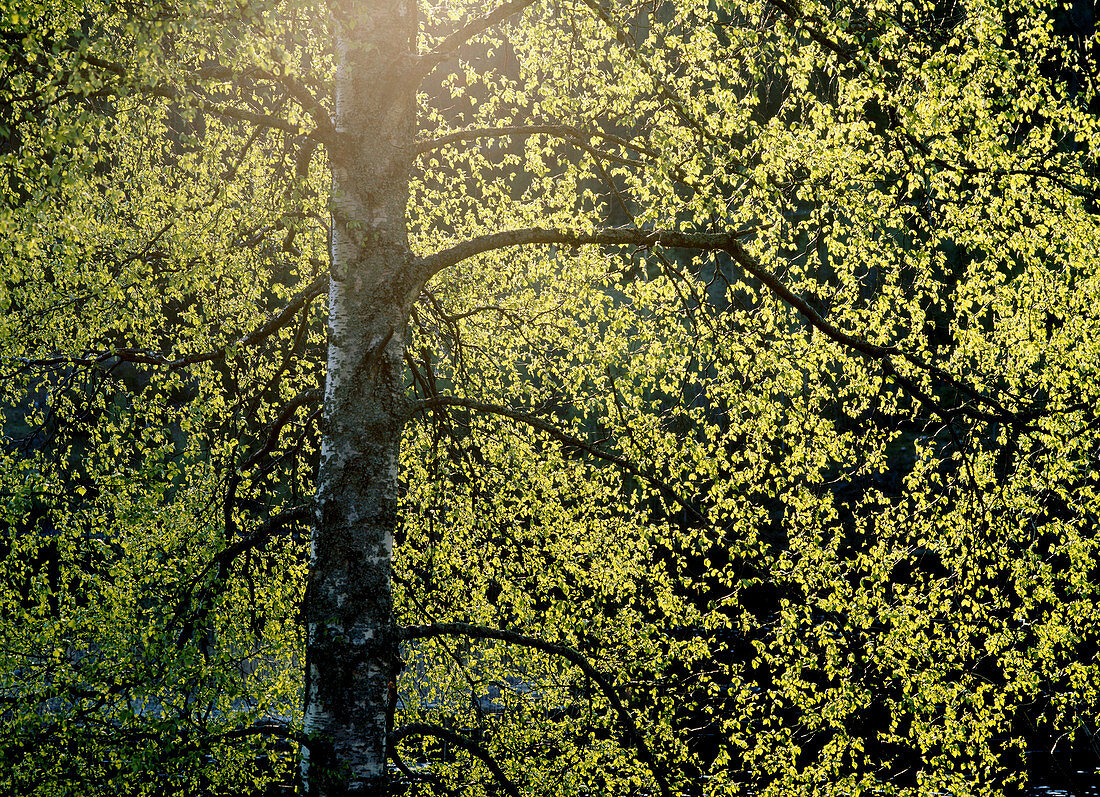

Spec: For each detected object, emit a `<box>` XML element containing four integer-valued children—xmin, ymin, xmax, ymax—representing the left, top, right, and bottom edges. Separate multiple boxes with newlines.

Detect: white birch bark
<box><xmin>302</xmin><ymin>0</ymin><xmax>420</xmax><ymax>793</ymax></box>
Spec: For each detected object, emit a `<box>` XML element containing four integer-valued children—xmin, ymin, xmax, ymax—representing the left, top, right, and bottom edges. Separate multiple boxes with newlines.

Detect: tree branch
<box><xmin>79</xmin><ymin>55</ymin><xmax>324</xmax><ymax>140</ymax></box>
<box><xmin>215</xmin><ymin>722</ymin><xmax>311</xmax><ymax>747</ymax></box>
<box><xmin>389</xmin><ymin>743</ymin><xmax>455</xmax><ymax>796</ymax></box>
<box><xmin>416</xmin><ymin>227</ymin><xmax>1044</xmax><ymax>423</ymax></box>
<box><xmin>12</xmin><ymin>274</ymin><xmax>327</xmax><ymax>372</ymax></box>
<box><xmin>415</xmin><ymin>226</ymin><xmax>886</xmax><ymax>351</ymax></box>
<box><xmin>241</xmin><ymin>388</ymin><xmax>324</xmax><ymax>472</ymax></box>
<box><xmin>398</xmin><ymin>623</ymin><xmax>673</xmax><ymax>797</ymax></box>
<box><xmin>411</xmin><ymin>0</ymin><xmax>543</xmax><ymax>83</ymax></box>
<box><xmin>410</xmin><ymin>395</ymin><xmax>709</xmax><ymax>527</ymax></box>
<box><xmin>172</xmin><ymin>503</ymin><xmax>313</xmax><ymax>648</ymax></box>
<box><xmin>271</xmin><ymin>71</ymin><xmax>340</xmax><ymax>145</ymax></box>
<box><xmin>236</xmin><ymin>274</ymin><xmax>330</xmax><ymax>351</ymax></box>
<box><xmin>417</xmin><ymin>226</ymin><xmax>733</xmax><ymax>276</ymax></box>
<box><xmin>390</xmin><ymin>723</ymin><xmax>520</xmax><ymax>797</ymax></box>
<box><xmin>764</xmin><ymin>0</ymin><xmax>857</xmax><ymax>63</ymax></box>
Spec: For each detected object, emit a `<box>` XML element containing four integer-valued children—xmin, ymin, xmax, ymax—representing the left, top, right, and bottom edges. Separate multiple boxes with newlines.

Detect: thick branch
<box><xmin>415</xmin><ymin>226</ymin><xmax>884</xmax><ymax>351</ymax></box>
<box><xmin>210</xmin><ymin>503</ymin><xmax>313</xmax><ymax>580</ymax></box>
<box><xmin>173</xmin><ymin>503</ymin><xmax>313</xmax><ymax>647</ymax></box>
<box><xmin>215</xmin><ymin>722</ymin><xmax>311</xmax><ymax>747</ymax></box>
<box><xmin>273</xmin><ymin>71</ymin><xmax>340</xmax><ymax>145</ymax></box>
<box><xmin>411</xmin><ymin>395</ymin><xmax>709</xmax><ymax>527</ymax></box>
<box><xmin>416</xmin><ymin>227</ymin><xmax>1039</xmax><ymax>422</ymax></box>
<box><xmin>418</xmin><ymin>227</ymin><xmax>736</xmax><ymax>276</ymax></box>
<box><xmin>719</xmin><ymin>237</ymin><xmax>893</xmax><ymax>359</ymax></box>
<box><xmin>238</xmin><ymin>274</ymin><xmax>329</xmax><ymax>349</ymax></box>
<box><xmin>388</xmin><ymin>745</ymin><xmax>454</xmax><ymax>796</ymax></box>
<box><xmin>390</xmin><ymin>724</ymin><xmax>520</xmax><ymax>797</ymax></box>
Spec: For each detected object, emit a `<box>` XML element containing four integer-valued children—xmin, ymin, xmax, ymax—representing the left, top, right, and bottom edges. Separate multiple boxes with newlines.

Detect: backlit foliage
<box><xmin>3</xmin><ymin>0</ymin><xmax>1099</xmax><ymax>794</ymax></box>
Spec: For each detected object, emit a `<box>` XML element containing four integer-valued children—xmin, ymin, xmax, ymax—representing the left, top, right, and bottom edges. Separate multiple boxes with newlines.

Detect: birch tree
<box><xmin>3</xmin><ymin>0</ymin><xmax>1100</xmax><ymax>795</ymax></box>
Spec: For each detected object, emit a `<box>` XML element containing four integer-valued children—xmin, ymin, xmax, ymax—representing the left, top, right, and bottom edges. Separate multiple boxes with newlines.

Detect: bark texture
<box><xmin>302</xmin><ymin>1</ymin><xmax>421</xmax><ymax>793</ymax></box>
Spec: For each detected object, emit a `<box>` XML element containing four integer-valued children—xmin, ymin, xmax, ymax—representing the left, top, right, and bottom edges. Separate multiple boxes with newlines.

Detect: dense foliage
<box><xmin>2</xmin><ymin>0</ymin><xmax>1099</xmax><ymax>794</ymax></box>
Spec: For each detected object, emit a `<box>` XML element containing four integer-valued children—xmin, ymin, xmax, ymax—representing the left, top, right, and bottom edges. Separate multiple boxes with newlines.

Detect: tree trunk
<box><xmin>302</xmin><ymin>1</ymin><xmax>419</xmax><ymax>793</ymax></box>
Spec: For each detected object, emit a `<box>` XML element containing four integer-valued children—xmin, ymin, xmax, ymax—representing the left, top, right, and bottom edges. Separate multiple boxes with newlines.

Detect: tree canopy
<box><xmin>2</xmin><ymin>0</ymin><xmax>1100</xmax><ymax>795</ymax></box>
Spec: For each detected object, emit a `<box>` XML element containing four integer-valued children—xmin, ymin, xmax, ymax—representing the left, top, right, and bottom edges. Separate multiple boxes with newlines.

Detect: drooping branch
<box><xmin>79</xmin><ymin>55</ymin><xmax>305</xmax><ymax>135</ymax></box>
<box><xmin>172</xmin><ymin>503</ymin><xmax>314</xmax><ymax>648</ymax></box>
<box><xmin>399</xmin><ymin>623</ymin><xmax>673</xmax><ymax>797</ymax></box>
<box><xmin>240</xmin><ymin>388</ymin><xmax>324</xmax><ymax>472</ymax></box>
<box><xmin>389</xmin><ymin>723</ymin><xmax>521</xmax><ymax>797</ymax></box>
<box><xmin>224</xmin><ymin>386</ymin><xmax>321</xmax><ymax>545</ymax></box>
<box><xmin>12</xmin><ymin>274</ymin><xmax>327</xmax><ymax>372</ymax></box>
<box><xmin>412</xmin><ymin>0</ymin><xmax>543</xmax><ymax>83</ymax></box>
<box><xmin>763</xmin><ymin>0</ymin><xmax>858</xmax><ymax>63</ymax></box>
<box><xmin>410</xmin><ymin>395</ymin><xmax>709</xmax><ymax>528</ymax></box>
<box><xmin>215</xmin><ymin>722</ymin><xmax>311</xmax><ymax>748</ymax></box>
<box><xmin>900</xmin><ymin>130</ymin><xmax>1100</xmax><ymax>203</ymax></box>
<box><xmin>80</xmin><ymin>55</ymin><xmax>338</xmax><ymax>144</ymax></box>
